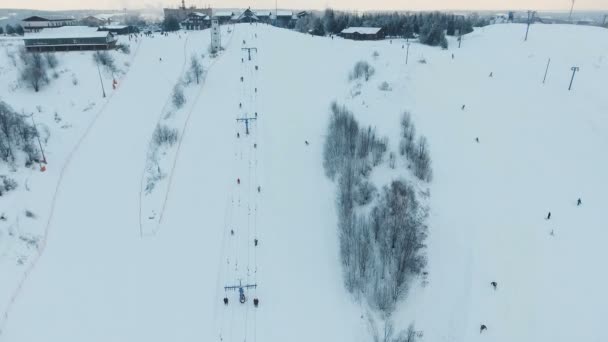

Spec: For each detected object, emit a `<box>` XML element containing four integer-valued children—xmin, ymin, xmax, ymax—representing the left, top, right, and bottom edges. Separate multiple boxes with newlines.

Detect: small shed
<box><xmin>24</xmin><ymin>26</ymin><xmax>117</xmax><ymax>52</ymax></box>
<box><xmin>340</xmin><ymin>27</ymin><xmax>385</xmax><ymax>40</ymax></box>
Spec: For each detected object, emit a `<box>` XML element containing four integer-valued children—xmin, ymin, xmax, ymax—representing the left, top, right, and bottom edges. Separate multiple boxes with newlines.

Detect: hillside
<box><xmin>1</xmin><ymin>22</ymin><xmax>607</xmax><ymax>342</ymax></box>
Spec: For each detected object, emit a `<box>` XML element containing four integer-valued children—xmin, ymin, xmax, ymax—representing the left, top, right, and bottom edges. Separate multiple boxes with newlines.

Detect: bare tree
<box><xmin>189</xmin><ymin>55</ymin><xmax>203</xmax><ymax>84</ymax></box>
<box><xmin>20</xmin><ymin>53</ymin><xmax>49</xmax><ymax>92</ymax></box>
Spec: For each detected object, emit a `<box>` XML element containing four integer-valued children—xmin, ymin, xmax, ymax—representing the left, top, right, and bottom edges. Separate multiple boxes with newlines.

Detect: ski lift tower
<box><xmin>211</xmin><ymin>17</ymin><xmax>221</xmax><ymax>52</ymax></box>
<box><xmin>224</xmin><ymin>280</ymin><xmax>257</xmax><ymax>303</ymax></box>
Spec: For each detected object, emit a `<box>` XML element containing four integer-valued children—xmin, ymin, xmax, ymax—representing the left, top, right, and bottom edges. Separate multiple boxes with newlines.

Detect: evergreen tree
<box><xmin>163</xmin><ymin>16</ymin><xmax>180</xmax><ymax>32</ymax></box>
<box><xmin>5</xmin><ymin>24</ymin><xmax>15</xmax><ymax>35</ymax></box>
<box><xmin>15</xmin><ymin>24</ymin><xmax>24</xmax><ymax>35</ymax></box>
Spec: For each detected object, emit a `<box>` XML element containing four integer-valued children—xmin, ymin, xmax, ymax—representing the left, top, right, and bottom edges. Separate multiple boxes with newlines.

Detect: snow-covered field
<box><xmin>0</xmin><ymin>22</ymin><xmax>607</xmax><ymax>342</ymax></box>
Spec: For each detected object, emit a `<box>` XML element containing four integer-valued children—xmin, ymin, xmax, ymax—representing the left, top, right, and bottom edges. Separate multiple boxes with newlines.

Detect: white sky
<box><xmin>1</xmin><ymin>0</ymin><xmax>607</xmax><ymax>11</ymax></box>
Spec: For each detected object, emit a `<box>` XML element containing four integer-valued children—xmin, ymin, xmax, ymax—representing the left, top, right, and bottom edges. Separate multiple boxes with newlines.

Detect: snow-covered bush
<box><xmin>19</xmin><ymin>52</ymin><xmax>49</xmax><ymax>92</ymax></box>
<box><xmin>0</xmin><ymin>101</ymin><xmax>40</xmax><ymax>165</ymax></box>
<box><xmin>399</xmin><ymin>112</ymin><xmax>432</xmax><ymax>182</ymax></box>
<box><xmin>152</xmin><ymin>124</ymin><xmax>178</xmax><ymax>148</ymax></box>
<box><xmin>93</xmin><ymin>51</ymin><xmax>117</xmax><ymax>73</ymax></box>
<box><xmin>172</xmin><ymin>84</ymin><xmax>186</xmax><ymax>108</ymax></box>
<box><xmin>350</xmin><ymin>61</ymin><xmax>375</xmax><ymax>82</ymax></box>
<box><xmin>43</xmin><ymin>53</ymin><xmax>58</xmax><ymax>69</ymax></box>
<box><xmin>116</xmin><ymin>44</ymin><xmax>131</xmax><ymax>54</ymax></box>
<box><xmin>0</xmin><ymin>175</ymin><xmax>18</xmax><ymax>196</ymax></box>
<box><xmin>378</xmin><ymin>81</ymin><xmax>392</xmax><ymax>91</ymax></box>
<box><xmin>189</xmin><ymin>55</ymin><xmax>203</xmax><ymax>84</ymax></box>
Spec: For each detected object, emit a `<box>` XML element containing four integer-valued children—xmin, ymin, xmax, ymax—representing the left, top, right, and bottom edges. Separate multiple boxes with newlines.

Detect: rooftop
<box><xmin>341</xmin><ymin>27</ymin><xmax>383</xmax><ymax>35</ymax></box>
<box><xmin>24</xmin><ymin>26</ymin><xmax>111</xmax><ymax>40</ymax></box>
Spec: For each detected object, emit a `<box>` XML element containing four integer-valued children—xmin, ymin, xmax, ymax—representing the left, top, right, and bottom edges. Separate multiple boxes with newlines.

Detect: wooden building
<box><xmin>213</xmin><ymin>11</ymin><xmax>234</xmax><ymax>24</ymax></box>
<box><xmin>182</xmin><ymin>12</ymin><xmax>209</xmax><ymax>30</ymax></box>
<box><xmin>273</xmin><ymin>10</ymin><xmax>296</xmax><ymax>27</ymax></box>
<box><xmin>24</xmin><ymin>26</ymin><xmax>117</xmax><ymax>52</ymax></box>
<box><xmin>256</xmin><ymin>11</ymin><xmax>272</xmax><ymax>24</ymax></box>
<box><xmin>21</xmin><ymin>15</ymin><xmax>76</xmax><ymax>32</ymax></box>
<box><xmin>236</xmin><ymin>8</ymin><xmax>259</xmax><ymax>23</ymax></box>
<box><xmin>340</xmin><ymin>27</ymin><xmax>385</xmax><ymax>40</ymax></box>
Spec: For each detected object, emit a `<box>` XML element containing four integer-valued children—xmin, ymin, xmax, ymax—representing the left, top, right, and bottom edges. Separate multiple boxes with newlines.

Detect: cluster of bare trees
<box><xmin>350</xmin><ymin>61</ymin><xmax>375</xmax><ymax>82</ymax></box>
<box><xmin>189</xmin><ymin>55</ymin><xmax>204</xmax><ymax>85</ymax></box>
<box><xmin>323</xmin><ymin>103</ymin><xmax>428</xmax><ymax>315</ymax></box>
<box><xmin>93</xmin><ymin>51</ymin><xmax>117</xmax><ymax>74</ymax></box>
<box><xmin>18</xmin><ymin>50</ymin><xmax>60</xmax><ymax>92</ymax></box>
<box><xmin>144</xmin><ymin>124</ymin><xmax>179</xmax><ymax>194</ymax></box>
<box><xmin>399</xmin><ymin>112</ymin><xmax>432</xmax><ymax>182</ymax></box>
<box><xmin>0</xmin><ymin>175</ymin><xmax>18</xmax><ymax>196</ymax></box>
<box><xmin>0</xmin><ymin>102</ymin><xmax>41</xmax><ymax>166</ymax></box>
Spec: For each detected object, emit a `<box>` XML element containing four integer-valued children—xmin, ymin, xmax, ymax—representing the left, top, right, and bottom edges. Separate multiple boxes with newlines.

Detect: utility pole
<box><xmin>29</xmin><ymin>113</ymin><xmax>47</xmax><ymax>164</ymax></box>
<box><xmin>568</xmin><ymin>66</ymin><xmax>579</xmax><ymax>91</ymax></box>
<box><xmin>524</xmin><ymin>11</ymin><xmax>535</xmax><ymax>41</ymax></box>
<box><xmin>96</xmin><ymin>61</ymin><xmax>106</xmax><ymax>98</ymax></box>
<box><xmin>405</xmin><ymin>41</ymin><xmax>410</xmax><ymax>64</ymax></box>
<box><xmin>236</xmin><ymin>116</ymin><xmax>257</xmax><ymax>135</ymax></box>
<box><xmin>542</xmin><ymin>58</ymin><xmax>551</xmax><ymax>84</ymax></box>
<box><xmin>569</xmin><ymin>0</ymin><xmax>575</xmax><ymax>21</ymax></box>
<box><xmin>241</xmin><ymin>47</ymin><xmax>258</xmax><ymax>61</ymax></box>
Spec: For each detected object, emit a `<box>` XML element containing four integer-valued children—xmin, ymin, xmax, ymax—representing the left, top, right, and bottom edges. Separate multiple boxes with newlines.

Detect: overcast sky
<box><xmin>2</xmin><ymin>0</ymin><xmax>606</xmax><ymax>11</ymax></box>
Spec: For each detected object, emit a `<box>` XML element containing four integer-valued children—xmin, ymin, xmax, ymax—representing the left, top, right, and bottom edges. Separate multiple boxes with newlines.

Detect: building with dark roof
<box><xmin>22</xmin><ymin>15</ymin><xmax>76</xmax><ymax>32</ymax></box>
<box><xmin>23</xmin><ymin>26</ymin><xmax>117</xmax><ymax>52</ymax></box>
<box><xmin>340</xmin><ymin>27</ymin><xmax>385</xmax><ymax>40</ymax></box>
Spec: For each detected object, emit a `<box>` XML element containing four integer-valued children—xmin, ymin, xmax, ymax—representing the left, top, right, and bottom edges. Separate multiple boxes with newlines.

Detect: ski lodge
<box><xmin>23</xmin><ymin>26</ymin><xmax>117</xmax><ymax>52</ymax></box>
<box><xmin>21</xmin><ymin>15</ymin><xmax>76</xmax><ymax>32</ymax></box>
<box><xmin>340</xmin><ymin>27</ymin><xmax>385</xmax><ymax>40</ymax></box>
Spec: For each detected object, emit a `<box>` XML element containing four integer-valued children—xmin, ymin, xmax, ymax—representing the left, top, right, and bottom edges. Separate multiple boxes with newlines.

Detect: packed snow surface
<box><xmin>0</xmin><ymin>22</ymin><xmax>607</xmax><ymax>342</ymax></box>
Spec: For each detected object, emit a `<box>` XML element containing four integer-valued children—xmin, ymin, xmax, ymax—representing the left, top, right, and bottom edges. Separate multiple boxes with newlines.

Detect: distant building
<box><xmin>273</xmin><ymin>10</ymin><xmax>296</xmax><ymax>27</ymax></box>
<box><xmin>164</xmin><ymin>0</ymin><xmax>212</xmax><ymax>23</ymax></box>
<box><xmin>236</xmin><ymin>8</ymin><xmax>259</xmax><ymax>23</ymax></box>
<box><xmin>21</xmin><ymin>15</ymin><xmax>76</xmax><ymax>32</ymax></box>
<box><xmin>80</xmin><ymin>15</ymin><xmax>111</xmax><ymax>27</ymax></box>
<box><xmin>340</xmin><ymin>27</ymin><xmax>385</xmax><ymax>40</ymax></box>
<box><xmin>98</xmin><ymin>25</ymin><xmax>138</xmax><ymax>35</ymax></box>
<box><xmin>23</xmin><ymin>26</ymin><xmax>117</xmax><ymax>52</ymax></box>
<box><xmin>256</xmin><ymin>11</ymin><xmax>272</xmax><ymax>24</ymax></box>
<box><xmin>182</xmin><ymin>12</ymin><xmax>209</xmax><ymax>30</ymax></box>
<box><xmin>213</xmin><ymin>11</ymin><xmax>234</xmax><ymax>24</ymax></box>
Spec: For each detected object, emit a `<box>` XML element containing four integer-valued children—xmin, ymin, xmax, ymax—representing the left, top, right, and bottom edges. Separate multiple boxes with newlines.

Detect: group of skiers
<box><xmin>480</xmin><ymin>198</ymin><xmax>584</xmax><ymax>334</ymax></box>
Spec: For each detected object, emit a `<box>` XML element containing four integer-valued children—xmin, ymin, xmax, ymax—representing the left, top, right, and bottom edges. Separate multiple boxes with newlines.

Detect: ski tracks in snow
<box><xmin>216</xmin><ymin>25</ymin><xmax>262</xmax><ymax>342</ymax></box>
<box><xmin>0</xmin><ymin>37</ymin><xmax>145</xmax><ymax>338</ymax></box>
<box><xmin>139</xmin><ymin>26</ymin><xmax>236</xmax><ymax>238</ymax></box>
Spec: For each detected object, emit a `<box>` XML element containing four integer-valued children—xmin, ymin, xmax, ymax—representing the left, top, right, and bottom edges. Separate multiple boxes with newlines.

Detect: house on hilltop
<box><xmin>340</xmin><ymin>27</ymin><xmax>385</xmax><ymax>40</ymax></box>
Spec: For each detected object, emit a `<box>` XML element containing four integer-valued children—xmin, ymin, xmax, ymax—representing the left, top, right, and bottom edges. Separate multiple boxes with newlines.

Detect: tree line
<box><xmin>1</xmin><ymin>24</ymin><xmax>25</xmax><ymax>36</ymax></box>
<box><xmin>296</xmin><ymin>10</ymin><xmax>489</xmax><ymax>47</ymax></box>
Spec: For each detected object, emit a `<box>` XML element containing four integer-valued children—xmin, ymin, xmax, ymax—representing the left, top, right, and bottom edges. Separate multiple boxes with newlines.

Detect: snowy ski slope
<box><xmin>0</xmin><ymin>22</ymin><xmax>607</xmax><ymax>342</ymax></box>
